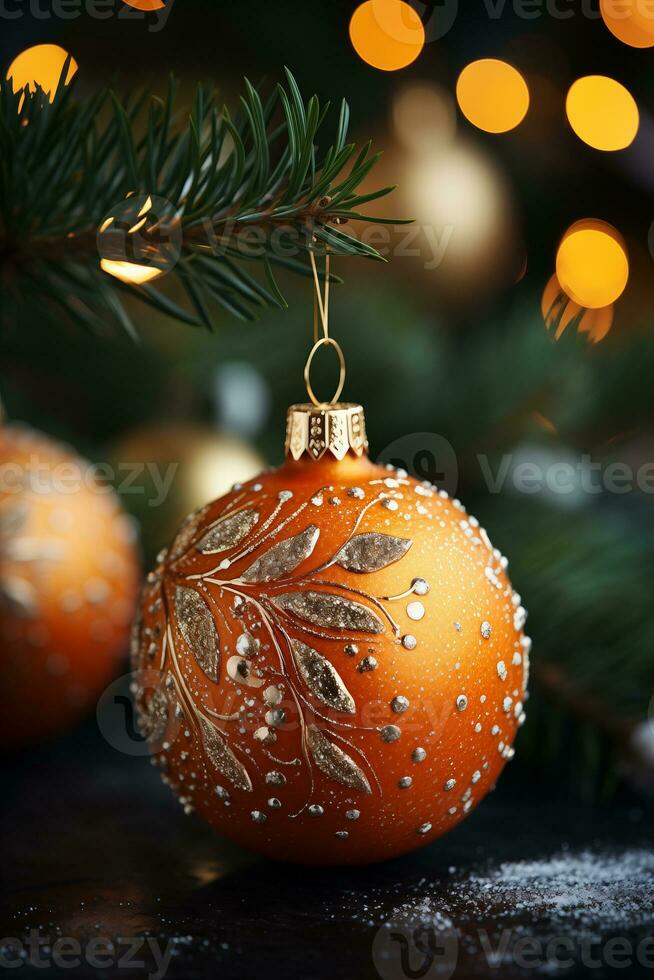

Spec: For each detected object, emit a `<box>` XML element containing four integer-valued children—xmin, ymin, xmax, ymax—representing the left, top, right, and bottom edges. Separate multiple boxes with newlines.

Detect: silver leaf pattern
<box><xmin>174</xmin><ymin>586</ymin><xmax>219</xmax><ymax>682</ymax></box>
<box><xmin>170</xmin><ymin>504</ymin><xmax>211</xmax><ymax>559</ymax></box>
<box><xmin>291</xmin><ymin>639</ymin><xmax>356</xmax><ymax>714</ymax></box>
<box><xmin>138</xmin><ymin>687</ymin><xmax>169</xmax><ymax>743</ymax></box>
<box><xmin>199</xmin><ymin>716</ymin><xmax>252</xmax><ymax>791</ymax></box>
<box><xmin>196</xmin><ymin>509</ymin><xmax>259</xmax><ymax>555</ymax></box>
<box><xmin>334</xmin><ymin>532</ymin><xmax>412</xmax><ymax>573</ymax></box>
<box><xmin>273</xmin><ymin>591</ymin><xmax>384</xmax><ymax>634</ymax></box>
<box><xmin>241</xmin><ymin>525</ymin><xmax>320</xmax><ymax>583</ymax></box>
<box><xmin>307</xmin><ymin>725</ymin><xmax>371</xmax><ymax>794</ymax></box>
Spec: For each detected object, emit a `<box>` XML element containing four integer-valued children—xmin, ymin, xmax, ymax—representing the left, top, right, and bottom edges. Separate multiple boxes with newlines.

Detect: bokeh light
<box><xmin>456</xmin><ymin>59</ymin><xmax>529</xmax><ymax>134</ymax></box>
<box><xmin>97</xmin><ymin>194</ymin><xmax>182</xmax><ymax>285</ymax></box>
<box><xmin>349</xmin><ymin>0</ymin><xmax>425</xmax><ymax>72</ymax></box>
<box><xmin>392</xmin><ymin>83</ymin><xmax>457</xmax><ymax>154</ymax></box>
<box><xmin>99</xmin><ymin>260</ymin><xmax>164</xmax><ymax>285</ymax></box>
<box><xmin>600</xmin><ymin>0</ymin><xmax>654</xmax><ymax>47</ymax></box>
<box><xmin>122</xmin><ymin>0</ymin><xmax>165</xmax><ymax>9</ymax></box>
<box><xmin>542</xmin><ymin>273</ymin><xmax>614</xmax><ymax>344</ymax></box>
<box><xmin>566</xmin><ymin>76</ymin><xmax>639</xmax><ymax>151</ymax></box>
<box><xmin>7</xmin><ymin>45</ymin><xmax>78</xmax><ymax>102</ymax></box>
<box><xmin>556</xmin><ymin>220</ymin><xmax>628</xmax><ymax>309</ymax></box>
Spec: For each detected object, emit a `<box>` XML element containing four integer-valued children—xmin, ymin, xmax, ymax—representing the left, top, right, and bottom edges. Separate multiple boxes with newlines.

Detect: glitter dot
<box><xmin>381</xmin><ymin>725</ymin><xmax>401</xmax><ymax>743</ymax></box>
<box><xmin>382</xmin><ymin>498</ymin><xmax>398</xmax><ymax>511</ymax></box>
<box><xmin>407</xmin><ymin>601</ymin><xmax>425</xmax><ymax>621</ymax></box>
<box><xmin>444</xmin><ymin>778</ymin><xmax>456</xmax><ymax>791</ymax></box>
<box><xmin>399</xmin><ymin>776</ymin><xmax>413</xmax><ymax>788</ymax></box>
<box><xmin>335</xmin><ymin>830</ymin><xmax>349</xmax><ymax>840</ymax></box>
<box><xmin>309</xmin><ymin>804</ymin><xmax>324</xmax><ymax>817</ymax></box>
<box><xmin>412</xmin><ymin>747</ymin><xmax>427</xmax><ymax>763</ymax></box>
<box><xmin>348</xmin><ymin>487</ymin><xmax>365</xmax><ymax>499</ymax></box>
<box><xmin>412</xmin><ymin>578</ymin><xmax>429</xmax><ymax>595</ymax></box>
<box><xmin>278</xmin><ymin>490</ymin><xmax>293</xmax><ymax>502</ymax></box>
<box><xmin>344</xmin><ymin>643</ymin><xmax>359</xmax><ymax>656</ymax></box>
<box><xmin>417</xmin><ymin>822</ymin><xmax>432</xmax><ymax>835</ymax></box>
<box><xmin>391</xmin><ymin>695</ymin><xmax>410</xmax><ymax>714</ymax></box>
<box><xmin>251</xmin><ymin>810</ymin><xmax>266</xmax><ymax>824</ymax></box>
<box><xmin>266</xmin><ymin>771</ymin><xmax>285</xmax><ymax>787</ymax></box>
<box><xmin>402</xmin><ymin>634</ymin><xmax>417</xmax><ymax>650</ymax></box>
<box><xmin>481</xmin><ymin>621</ymin><xmax>492</xmax><ymax>639</ymax></box>
<box><xmin>472</xmin><ymin>770</ymin><xmax>481</xmax><ymax>783</ymax></box>
<box><xmin>267</xmin><ymin>798</ymin><xmax>282</xmax><ymax>809</ymax></box>
<box><xmin>358</xmin><ymin>656</ymin><xmax>377</xmax><ymax>672</ymax></box>
<box><xmin>456</xmin><ymin>694</ymin><xmax>468</xmax><ymax>711</ymax></box>
<box><xmin>346</xmin><ymin>809</ymin><xmax>360</xmax><ymax>821</ymax></box>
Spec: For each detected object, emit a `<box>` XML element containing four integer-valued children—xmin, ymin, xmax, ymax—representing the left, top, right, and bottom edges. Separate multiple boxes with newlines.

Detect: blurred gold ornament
<box><xmin>542</xmin><ymin>273</ymin><xmax>614</xmax><ymax>344</ymax></box>
<box><xmin>456</xmin><ymin>60</ymin><xmax>530</xmax><ymax>134</ymax></box>
<box><xmin>600</xmin><ymin>0</ymin><xmax>654</xmax><ymax>47</ymax></box>
<box><xmin>349</xmin><ymin>0</ymin><xmax>425</xmax><ymax>71</ymax></box>
<box><xmin>566</xmin><ymin>76</ymin><xmax>639</xmax><ymax>152</ymax></box>
<box><xmin>556</xmin><ymin>219</ymin><xmax>628</xmax><ymax>309</ymax></box>
<box><xmin>110</xmin><ymin>425</ymin><xmax>265</xmax><ymax>557</ymax></box>
<box><xmin>7</xmin><ymin>45</ymin><xmax>77</xmax><ymax>104</ymax></box>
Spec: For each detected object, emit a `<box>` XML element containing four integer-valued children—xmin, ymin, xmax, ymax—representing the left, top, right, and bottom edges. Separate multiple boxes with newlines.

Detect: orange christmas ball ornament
<box><xmin>133</xmin><ymin>403</ymin><xmax>529</xmax><ymax>864</ymax></box>
<box><xmin>0</xmin><ymin>422</ymin><xmax>140</xmax><ymax>749</ymax></box>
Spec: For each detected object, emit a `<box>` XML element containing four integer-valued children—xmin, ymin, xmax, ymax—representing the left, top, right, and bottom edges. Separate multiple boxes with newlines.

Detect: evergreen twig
<box><xmin>0</xmin><ymin>65</ymin><xmax>407</xmax><ymax>335</ymax></box>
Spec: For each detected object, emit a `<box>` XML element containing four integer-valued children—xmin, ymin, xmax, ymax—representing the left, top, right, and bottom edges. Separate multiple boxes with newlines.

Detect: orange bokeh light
<box><xmin>556</xmin><ymin>220</ymin><xmax>628</xmax><ymax>310</ymax></box>
<box><xmin>456</xmin><ymin>59</ymin><xmax>530</xmax><ymax>134</ymax></box>
<box><xmin>542</xmin><ymin>274</ymin><xmax>614</xmax><ymax>344</ymax></box>
<box><xmin>122</xmin><ymin>0</ymin><xmax>166</xmax><ymax>9</ymax></box>
<box><xmin>600</xmin><ymin>0</ymin><xmax>654</xmax><ymax>47</ymax></box>
<box><xmin>7</xmin><ymin>44</ymin><xmax>78</xmax><ymax>102</ymax></box>
<box><xmin>566</xmin><ymin>76</ymin><xmax>639</xmax><ymax>151</ymax></box>
<box><xmin>349</xmin><ymin>0</ymin><xmax>425</xmax><ymax>72</ymax></box>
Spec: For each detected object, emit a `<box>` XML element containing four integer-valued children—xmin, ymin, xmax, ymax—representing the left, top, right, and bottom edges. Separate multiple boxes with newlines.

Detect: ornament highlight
<box><xmin>0</xmin><ymin>424</ymin><xmax>139</xmax><ymax>748</ymax></box>
<box><xmin>133</xmin><ymin>403</ymin><xmax>528</xmax><ymax>864</ymax></box>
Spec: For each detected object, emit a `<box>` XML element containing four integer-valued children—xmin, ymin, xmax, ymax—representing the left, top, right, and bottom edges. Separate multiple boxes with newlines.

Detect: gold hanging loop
<box><xmin>305</xmin><ymin>250</ymin><xmax>345</xmax><ymax>406</ymax></box>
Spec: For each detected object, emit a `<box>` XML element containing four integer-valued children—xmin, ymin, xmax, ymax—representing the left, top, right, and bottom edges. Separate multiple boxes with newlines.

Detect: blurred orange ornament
<box><xmin>555</xmin><ymin>219</ymin><xmax>629</xmax><ymax>309</ymax></box>
<box><xmin>349</xmin><ymin>0</ymin><xmax>425</xmax><ymax>71</ymax></box>
<box><xmin>542</xmin><ymin>274</ymin><xmax>614</xmax><ymax>344</ymax></box>
<box><xmin>133</xmin><ymin>403</ymin><xmax>528</xmax><ymax>864</ymax></box>
<box><xmin>600</xmin><ymin>0</ymin><xmax>654</xmax><ymax>47</ymax></box>
<box><xmin>0</xmin><ymin>423</ymin><xmax>140</xmax><ymax>749</ymax></box>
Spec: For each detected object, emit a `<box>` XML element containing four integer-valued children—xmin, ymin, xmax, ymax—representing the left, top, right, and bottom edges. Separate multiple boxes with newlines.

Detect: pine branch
<box><xmin>0</xmin><ymin>65</ymin><xmax>407</xmax><ymax>335</ymax></box>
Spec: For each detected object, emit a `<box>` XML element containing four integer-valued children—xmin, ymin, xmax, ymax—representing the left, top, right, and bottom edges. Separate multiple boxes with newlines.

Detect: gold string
<box><xmin>304</xmin><ymin>250</ymin><xmax>345</xmax><ymax>407</ymax></box>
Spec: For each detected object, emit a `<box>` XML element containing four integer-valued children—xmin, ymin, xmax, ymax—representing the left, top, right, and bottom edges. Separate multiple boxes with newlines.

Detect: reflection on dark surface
<box><xmin>3</xmin><ymin>721</ymin><xmax>653</xmax><ymax>979</ymax></box>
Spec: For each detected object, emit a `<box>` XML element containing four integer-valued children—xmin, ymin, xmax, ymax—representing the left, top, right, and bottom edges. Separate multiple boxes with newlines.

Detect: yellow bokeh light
<box><xmin>555</xmin><ymin>220</ymin><xmax>628</xmax><ymax>310</ymax></box>
<box><xmin>100</xmin><ymin>259</ymin><xmax>163</xmax><ymax>285</ymax></box>
<box><xmin>542</xmin><ymin>273</ymin><xmax>614</xmax><ymax>344</ymax></box>
<box><xmin>456</xmin><ymin>59</ymin><xmax>529</xmax><ymax>134</ymax></box>
<box><xmin>7</xmin><ymin>44</ymin><xmax>78</xmax><ymax>102</ymax></box>
<box><xmin>349</xmin><ymin>0</ymin><xmax>425</xmax><ymax>72</ymax></box>
<box><xmin>566</xmin><ymin>76</ymin><xmax>639</xmax><ymax>151</ymax></box>
<box><xmin>600</xmin><ymin>0</ymin><xmax>654</xmax><ymax>47</ymax></box>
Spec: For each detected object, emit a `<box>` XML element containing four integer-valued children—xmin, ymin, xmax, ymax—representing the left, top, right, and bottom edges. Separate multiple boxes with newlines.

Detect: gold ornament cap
<box><xmin>285</xmin><ymin>402</ymin><xmax>368</xmax><ymax>462</ymax></box>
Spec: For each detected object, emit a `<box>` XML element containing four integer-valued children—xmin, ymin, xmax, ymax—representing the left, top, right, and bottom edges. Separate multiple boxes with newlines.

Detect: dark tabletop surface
<box><xmin>3</xmin><ymin>716</ymin><xmax>654</xmax><ymax>980</ymax></box>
